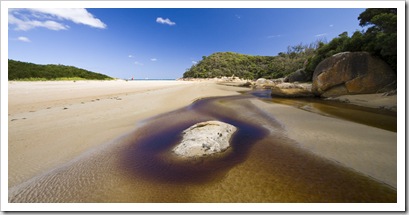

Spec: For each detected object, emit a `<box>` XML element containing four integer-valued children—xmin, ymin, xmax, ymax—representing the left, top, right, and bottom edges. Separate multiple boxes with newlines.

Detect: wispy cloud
<box><xmin>150</xmin><ymin>58</ymin><xmax>157</xmax><ymax>62</ymax></box>
<box><xmin>267</xmin><ymin>34</ymin><xmax>282</xmax><ymax>39</ymax></box>
<box><xmin>192</xmin><ymin>61</ymin><xmax>197</xmax><ymax>64</ymax></box>
<box><xmin>134</xmin><ymin>61</ymin><xmax>143</xmax><ymax>66</ymax></box>
<box><xmin>17</xmin><ymin>36</ymin><xmax>30</xmax><ymax>42</ymax></box>
<box><xmin>9</xmin><ymin>13</ymin><xmax>68</xmax><ymax>31</ymax></box>
<box><xmin>235</xmin><ymin>14</ymin><xmax>241</xmax><ymax>19</ymax></box>
<box><xmin>128</xmin><ymin>55</ymin><xmax>134</xmax><ymax>58</ymax></box>
<box><xmin>329</xmin><ymin>24</ymin><xmax>334</xmax><ymax>27</ymax></box>
<box><xmin>8</xmin><ymin>8</ymin><xmax>106</xmax><ymax>31</ymax></box>
<box><xmin>315</xmin><ymin>33</ymin><xmax>327</xmax><ymax>37</ymax></box>
<box><xmin>156</xmin><ymin>17</ymin><xmax>176</xmax><ymax>26</ymax></box>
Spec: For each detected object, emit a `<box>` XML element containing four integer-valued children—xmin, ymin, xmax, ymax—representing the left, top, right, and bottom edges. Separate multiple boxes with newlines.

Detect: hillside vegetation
<box><xmin>183</xmin><ymin>8</ymin><xmax>397</xmax><ymax>80</ymax></box>
<box><xmin>183</xmin><ymin>44</ymin><xmax>315</xmax><ymax>80</ymax></box>
<box><xmin>8</xmin><ymin>59</ymin><xmax>113</xmax><ymax>81</ymax></box>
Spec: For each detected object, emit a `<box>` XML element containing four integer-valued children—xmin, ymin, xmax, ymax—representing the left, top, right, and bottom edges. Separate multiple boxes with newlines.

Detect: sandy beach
<box><xmin>8</xmin><ymin>80</ymin><xmax>244</xmax><ymax>188</ymax></box>
<box><xmin>7</xmin><ymin>80</ymin><xmax>398</xmax><ymax>203</ymax></box>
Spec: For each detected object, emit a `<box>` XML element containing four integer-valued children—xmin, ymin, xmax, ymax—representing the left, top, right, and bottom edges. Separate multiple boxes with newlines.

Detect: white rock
<box><xmin>172</xmin><ymin>121</ymin><xmax>237</xmax><ymax>158</ymax></box>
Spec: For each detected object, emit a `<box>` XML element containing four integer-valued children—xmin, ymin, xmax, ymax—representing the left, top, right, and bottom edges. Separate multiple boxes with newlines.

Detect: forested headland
<box><xmin>183</xmin><ymin>8</ymin><xmax>397</xmax><ymax>80</ymax></box>
<box><xmin>8</xmin><ymin>60</ymin><xmax>113</xmax><ymax>81</ymax></box>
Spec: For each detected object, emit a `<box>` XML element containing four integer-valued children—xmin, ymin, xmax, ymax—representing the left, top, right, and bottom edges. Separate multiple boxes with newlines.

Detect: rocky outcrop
<box><xmin>285</xmin><ymin>69</ymin><xmax>312</xmax><ymax>83</ymax></box>
<box><xmin>270</xmin><ymin>83</ymin><xmax>314</xmax><ymax>98</ymax></box>
<box><xmin>312</xmin><ymin>52</ymin><xmax>396</xmax><ymax>97</ymax></box>
<box><xmin>172</xmin><ymin>121</ymin><xmax>237</xmax><ymax>158</ymax></box>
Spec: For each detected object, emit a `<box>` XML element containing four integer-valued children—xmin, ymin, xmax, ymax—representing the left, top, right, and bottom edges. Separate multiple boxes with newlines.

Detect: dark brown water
<box><xmin>9</xmin><ymin>90</ymin><xmax>397</xmax><ymax>203</ymax></box>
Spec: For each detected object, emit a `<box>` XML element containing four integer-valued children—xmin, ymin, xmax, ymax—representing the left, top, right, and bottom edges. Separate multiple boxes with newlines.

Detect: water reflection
<box><xmin>254</xmin><ymin>89</ymin><xmax>396</xmax><ymax>132</ymax></box>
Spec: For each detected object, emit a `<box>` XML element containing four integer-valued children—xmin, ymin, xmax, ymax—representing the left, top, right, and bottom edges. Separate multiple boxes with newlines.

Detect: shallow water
<box><xmin>9</xmin><ymin>90</ymin><xmax>397</xmax><ymax>203</ymax></box>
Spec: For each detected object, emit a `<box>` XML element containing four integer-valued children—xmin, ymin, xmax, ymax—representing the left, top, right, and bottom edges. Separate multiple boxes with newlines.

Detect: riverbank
<box><xmin>8</xmin><ymin>80</ymin><xmax>245</xmax><ymax>188</ymax></box>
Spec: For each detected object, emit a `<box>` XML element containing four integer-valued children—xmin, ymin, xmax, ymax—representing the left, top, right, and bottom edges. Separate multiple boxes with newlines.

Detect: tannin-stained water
<box><xmin>8</xmin><ymin>90</ymin><xmax>397</xmax><ymax>203</ymax></box>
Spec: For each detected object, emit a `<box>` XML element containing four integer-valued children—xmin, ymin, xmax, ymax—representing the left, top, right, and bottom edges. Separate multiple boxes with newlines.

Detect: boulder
<box><xmin>255</xmin><ymin>78</ymin><xmax>267</xmax><ymax>85</ymax></box>
<box><xmin>270</xmin><ymin>83</ymin><xmax>314</xmax><ymax>98</ymax></box>
<box><xmin>253</xmin><ymin>78</ymin><xmax>277</xmax><ymax>89</ymax></box>
<box><xmin>312</xmin><ymin>52</ymin><xmax>396</xmax><ymax>97</ymax></box>
<box><xmin>285</xmin><ymin>69</ymin><xmax>312</xmax><ymax>83</ymax></box>
<box><xmin>172</xmin><ymin>121</ymin><xmax>237</xmax><ymax>158</ymax></box>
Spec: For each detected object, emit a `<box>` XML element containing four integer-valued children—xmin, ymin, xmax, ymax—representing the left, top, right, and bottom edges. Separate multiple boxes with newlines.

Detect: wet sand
<box><xmin>7</xmin><ymin>80</ymin><xmax>398</xmax><ymax>205</ymax></box>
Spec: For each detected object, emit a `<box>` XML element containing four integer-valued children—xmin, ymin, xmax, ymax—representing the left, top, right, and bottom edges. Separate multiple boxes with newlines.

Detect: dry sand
<box><xmin>8</xmin><ymin>80</ymin><xmax>245</xmax><ymax>188</ymax></box>
<box><xmin>251</xmin><ymin>99</ymin><xmax>397</xmax><ymax>188</ymax></box>
<box><xmin>7</xmin><ymin>79</ymin><xmax>397</xmax><ymax>193</ymax></box>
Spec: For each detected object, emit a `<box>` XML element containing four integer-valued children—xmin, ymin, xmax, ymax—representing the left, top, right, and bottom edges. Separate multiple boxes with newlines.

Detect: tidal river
<box><xmin>9</xmin><ymin>90</ymin><xmax>396</xmax><ymax>203</ymax></box>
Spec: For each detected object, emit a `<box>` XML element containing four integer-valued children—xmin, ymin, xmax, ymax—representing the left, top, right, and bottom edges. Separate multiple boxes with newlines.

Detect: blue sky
<box><xmin>8</xmin><ymin>7</ymin><xmax>366</xmax><ymax>79</ymax></box>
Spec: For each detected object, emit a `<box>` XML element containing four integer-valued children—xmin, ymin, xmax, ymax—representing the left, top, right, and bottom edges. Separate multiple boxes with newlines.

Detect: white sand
<box><xmin>8</xmin><ymin>80</ymin><xmax>244</xmax><ymax>187</ymax></box>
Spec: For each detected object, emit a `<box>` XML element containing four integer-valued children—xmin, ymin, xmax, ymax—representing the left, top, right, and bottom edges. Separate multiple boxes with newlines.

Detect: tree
<box><xmin>358</xmin><ymin>8</ymin><xmax>397</xmax><ymax>71</ymax></box>
<box><xmin>358</xmin><ymin>8</ymin><xmax>397</xmax><ymax>32</ymax></box>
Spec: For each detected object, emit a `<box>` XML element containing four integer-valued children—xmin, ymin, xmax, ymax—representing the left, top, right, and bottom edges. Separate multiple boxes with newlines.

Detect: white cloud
<box><xmin>192</xmin><ymin>61</ymin><xmax>197</xmax><ymax>64</ymax></box>
<box><xmin>8</xmin><ymin>8</ymin><xmax>106</xmax><ymax>31</ymax></box>
<box><xmin>150</xmin><ymin>58</ymin><xmax>157</xmax><ymax>62</ymax></box>
<box><xmin>134</xmin><ymin>61</ymin><xmax>143</xmax><ymax>66</ymax></box>
<box><xmin>128</xmin><ymin>55</ymin><xmax>134</xmax><ymax>58</ymax></box>
<box><xmin>156</xmin><ymin>17</ymin><xmax>176</xmax><ymax>26</ymax></box>
<box><xmin>30</xmin><ymin>8</ymin><xmax>106</xmax><ymax>29</ymax></box>
<box><xmin>315</xmin><ymin>33</ymin><xmax>328</xmax><ymax>37</ymax></box>
<box><xmin>235</xmin><ymin>14</ymin><xmax>241</xmax><ymax>19</ymax></box>
<box><xmin>17</xmin><ymin>36</ymin><xmax>30</xmax><ymax>42</ymax></box>
<box><xmin>329</xmin><ymin>24</ymin><xmax>334</xmax><ymax>27</ymax></box>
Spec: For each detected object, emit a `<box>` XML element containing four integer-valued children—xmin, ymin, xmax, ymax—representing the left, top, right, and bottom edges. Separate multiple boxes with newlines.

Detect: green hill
<box><xmin>183</xmin><ymin>50</ymin><xmax>314</xmax><ymax>80</ymax></box>
<box><xmin>8</xmin><ymin>59</ymin><xmax>114</xmax><ymax>81</ymax></box>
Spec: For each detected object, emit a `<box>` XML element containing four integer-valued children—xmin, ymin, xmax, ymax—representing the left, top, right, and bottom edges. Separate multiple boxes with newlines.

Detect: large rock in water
<box><xmin>172</xmin><ymin>121</ymin><xmax>237</xmax><ymax>158</ymax></box>
<box><xmin>312</xmin><ymin>52</ymin><xmax>396</xmax><ymax>97</ymax></box>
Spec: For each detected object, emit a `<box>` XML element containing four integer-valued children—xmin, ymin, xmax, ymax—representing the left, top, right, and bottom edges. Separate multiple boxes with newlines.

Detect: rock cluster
<box><xmin>252</xmin><ymin>78</ymin><xmax>285</xmax><ymax>89</ymax></box>
<box><xmin>172</xmin><ymin>121</ymin><xmax>237</xmax><ymax>158</ymax></box>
